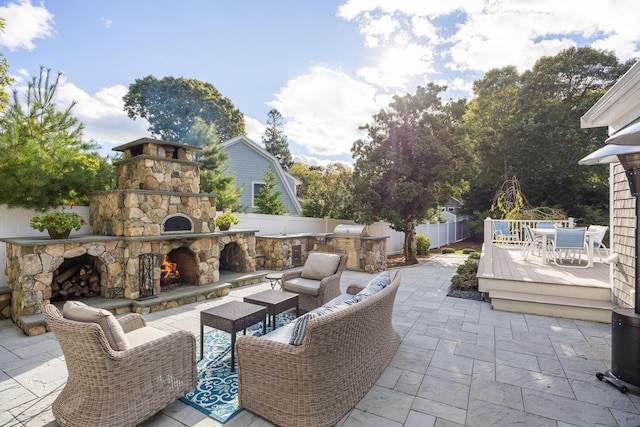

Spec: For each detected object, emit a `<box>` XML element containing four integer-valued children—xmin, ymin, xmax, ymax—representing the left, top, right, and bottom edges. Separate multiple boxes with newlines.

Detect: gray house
<box><xmin>222</xmin><ymin>135</ymin><xmax>302</xmax><ymax>215</ymax></box>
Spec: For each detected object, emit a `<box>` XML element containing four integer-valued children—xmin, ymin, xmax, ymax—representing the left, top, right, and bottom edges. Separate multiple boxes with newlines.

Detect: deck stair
<box><xmin>479</xmin><ymin>246</ymin><xmax>614</xmax><ymax>323</ymax></box>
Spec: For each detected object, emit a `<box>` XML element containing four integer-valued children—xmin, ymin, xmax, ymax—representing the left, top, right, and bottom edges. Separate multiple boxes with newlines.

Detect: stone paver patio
<box><xmin>1</xmin><ymin>254</ymin><xmax>640</xmax><ymax>426</ymax></box>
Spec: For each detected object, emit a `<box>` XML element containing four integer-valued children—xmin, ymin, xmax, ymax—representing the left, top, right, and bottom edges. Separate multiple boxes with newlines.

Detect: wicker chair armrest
<box><xmin>237</xmin><ymin>335</ymin><xmax>304</xmax><ymax>375</ymax></box>
<box><xmin>346</xmin><ymin>284</ymin><xmax>365</xmax><ymax>295</ymax></box>
<box><xmin>117</xmin><ymin>313</ymin><xmax>147</xmax><ymax>333</ymax></box>
<box><xmin>115</xmin><ymin>329</ymin><xmax>197</xmax><ymax>385</ymax></box>
<box><xmin>281</xmin><ymin>269</ymin><xmax>303</xmax><ymax>283</ymax></box>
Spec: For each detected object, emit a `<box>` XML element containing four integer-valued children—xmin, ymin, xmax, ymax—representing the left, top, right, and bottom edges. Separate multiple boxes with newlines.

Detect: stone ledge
<box><xmin>16</xmin><ymin>270</ymin><xmax>271</xmax><ymax>336</ymax></box>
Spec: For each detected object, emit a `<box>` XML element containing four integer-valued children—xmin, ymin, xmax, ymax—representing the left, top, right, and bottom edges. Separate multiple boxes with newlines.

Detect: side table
<box><xmin>265</xmin><ymin>272</ymin><xmax>283</xmax><ymax>290</ymax></box>
<box><xmin>200</xmin><ymin>301</ymin><xmax>266</xmax><ymax>372</ymax></box>
<box><xmin>244</xmin><ymin>289</ymin><xmax>299</xmax><ymax>330</ymax></box>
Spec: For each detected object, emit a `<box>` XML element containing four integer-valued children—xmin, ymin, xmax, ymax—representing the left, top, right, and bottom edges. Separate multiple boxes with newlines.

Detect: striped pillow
<box><xmin>289</xmin><ymin>307</ymin><xmax>335</xmax><ymax>346</ymax></box>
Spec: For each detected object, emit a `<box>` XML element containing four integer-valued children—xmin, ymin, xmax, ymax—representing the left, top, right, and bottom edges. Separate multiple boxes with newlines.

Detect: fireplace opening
<box><xmin>160</xmin><ymin>248</ymin><xmax>197</xmax><ymax>290</ymax></box>
<box><xmin>220</xmin><ymin>242</ymin><xmax>244</xmax><ymax>273</ymax></box>
<box><xmin>51</xmin><ymin>254</ymin><xmax>101</xmax><ymax>302</ymax></box>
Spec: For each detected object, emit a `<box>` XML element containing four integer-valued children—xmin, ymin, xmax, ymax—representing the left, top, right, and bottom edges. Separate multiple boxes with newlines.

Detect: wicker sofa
<box><xmin>43</xmin><ymin>303</ymin><xmax>197</xmax><ymax>427</ymax></box>
<box><xmin>281</xmin><ymin>251</ymin><xmax>348</xmax><ymax>313</ymax></box>
<box><xmin>237</xmin><ymin>270</ymin><xmax>402</xmax><ymax>427</ymax></box>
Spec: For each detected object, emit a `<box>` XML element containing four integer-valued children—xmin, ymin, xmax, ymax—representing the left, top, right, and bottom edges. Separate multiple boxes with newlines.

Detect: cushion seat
<box><xmin>126</xmin><ymin>326</ymin><xmax>171</xmax><ymax>348</ymax></box>
<box><xmin>283</xmin><ymin>277</ymin><xmax>322</xmax><ymax>296</ymax></box>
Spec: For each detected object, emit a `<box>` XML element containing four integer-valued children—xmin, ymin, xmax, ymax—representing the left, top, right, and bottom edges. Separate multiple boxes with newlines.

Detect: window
<box><xmin>252</xmin><ymin>182</ymin><xmax>265</xmax><ymax>207</ymax></box>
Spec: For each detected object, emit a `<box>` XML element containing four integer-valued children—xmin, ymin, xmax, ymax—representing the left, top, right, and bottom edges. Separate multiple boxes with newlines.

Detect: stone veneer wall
<box><xmin>116</xmin><ymin>146</ymin><xmax>200</xmax><ymax>193</ymax></box>
<box><xmin>89</xmin><ymin>190</ymin><xmax>217</xmax><ymax>236</ymax></box>
<box><xmin>255</xmin><ymin>234</ymin><xmax>387</xmax><ymax>273</ymax></box>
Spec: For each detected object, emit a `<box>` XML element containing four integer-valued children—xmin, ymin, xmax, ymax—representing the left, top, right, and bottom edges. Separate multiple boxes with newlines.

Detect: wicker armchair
<box><xmin>281</xmin><ymin>252</ymin><xmax>348</xmax><ymax>313</ymax></box>
<box><xmin>43</xmin><ymin>304</ymin><xmax>197</xmax><ymax>427</ymax></box>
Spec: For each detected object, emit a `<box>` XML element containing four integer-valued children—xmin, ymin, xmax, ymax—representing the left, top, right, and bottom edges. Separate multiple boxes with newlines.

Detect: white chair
<box><xmin>552</xmin><ymin>227</ymin><xmax>588</xmax><ymax>267</ymax></box>
<box><xmin>588</xmin><ymin>225</ymin><xmax>609</xmax><ymax>262</ymax></box>
<box><xmin>522</xmin><ymin>226</ymin><xmax>546</xmax><ymax>259</ymax></box>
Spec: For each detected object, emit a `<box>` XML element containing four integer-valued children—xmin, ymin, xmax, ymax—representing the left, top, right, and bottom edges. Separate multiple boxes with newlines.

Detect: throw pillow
<box><xmin>301</xmin><ymin>252</ymin><xmax>341</xmax><ymax>281</ymax></box>
<box><xmin>354</xmin><ymin>271</ymin><xmax>393</xmax><ymax>302</ymax></box>
<box><xmin>289</xmin><ymin>306</ymin><xmax>335</xmax><ymax>346</ymax></box>
<box><xmin>62</xmin><ymin>301</ymin><xmax>131</xmax><ymax>351</ymax></box>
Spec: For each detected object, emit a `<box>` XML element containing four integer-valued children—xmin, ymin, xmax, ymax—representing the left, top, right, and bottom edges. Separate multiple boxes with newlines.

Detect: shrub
<box><xmin>415</xmin><ymin>234</ymin><xmax>430</xmax><ymax>255</ymax></box>
<box><xmin>450</xmin><ymin>259</ymin><xmax>479</xmax><ymax>290</ymax></box>
<box><xmin>468</xmin><ymin>251</ymin><xmax>481</xmax><ymax>260</ymax></box>
<box><xmin>441</xmin><ymin>247</ymin><xmax>455</xmax><ymax>254</ymax></box>
<box><xmin>462</xmin><ymin>248</ymin><xmax>475</xmax><ymax>254</ymax></box>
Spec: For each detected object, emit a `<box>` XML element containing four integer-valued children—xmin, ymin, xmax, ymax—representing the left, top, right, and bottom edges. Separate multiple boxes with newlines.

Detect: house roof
<box><xmin>222</xmin><ymin>135</ymin><xmax>302</xmax><ymax>214</ymax></box>
<box><xmin>581</xmin><ymin>60</ymin><xmax>640</xmax><ymax>133</ymax></box>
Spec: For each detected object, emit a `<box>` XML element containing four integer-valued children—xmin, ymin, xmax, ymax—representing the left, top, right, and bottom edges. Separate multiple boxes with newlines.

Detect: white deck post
<box><xmin>480</xmin><ymin>217</ymin><xmax>494</xmax><ymax>278</ymax></box>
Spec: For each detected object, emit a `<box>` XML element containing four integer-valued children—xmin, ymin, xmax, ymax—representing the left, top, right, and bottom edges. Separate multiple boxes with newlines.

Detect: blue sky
<box><xmin>1</xmin><ymin>1</ymin><xmax>640</xmax><ymax>165</ymax></box>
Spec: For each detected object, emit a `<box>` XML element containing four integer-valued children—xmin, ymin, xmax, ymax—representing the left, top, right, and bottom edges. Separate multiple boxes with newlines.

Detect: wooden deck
<box><xmin>479</xmin><ymin>245</ymin><xmax>615</xmax><ymax>323</ymax></box>
<box><xmin>490</xmin><ymin>245</ymin><xmax>609</xmax><ymax>287</ymax></box>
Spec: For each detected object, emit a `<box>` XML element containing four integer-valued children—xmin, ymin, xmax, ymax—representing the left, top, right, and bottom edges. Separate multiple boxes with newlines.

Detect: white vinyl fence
<box><xmin>0</xmin><ymin>206</ymin><xmax>469</xmax><ymax>287</ymax></box>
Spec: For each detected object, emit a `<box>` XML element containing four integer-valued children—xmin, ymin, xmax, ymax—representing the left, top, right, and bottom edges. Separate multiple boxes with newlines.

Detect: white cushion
<box><xmin>301</xmin><ymin>253</ymin><xmax>341</xmax><ymax>281</ymax></box>
<box><xmin>283</xmin><ymin>277</ymin><xmax>322</xmax><ymax>296</ymax></box>
<box><xmin>62</xmin><ymin>301</ymin><xmax>131</xmax><ymax>351</ymax></box>
<box><xmin>262</xmin><ymin>322</ymin><xmax>296</xmax><ymax>344</ymax></box>
<box><xmin>126</xmin><ymin>326</ymin><xmax>171</xmax><ymax>348</ymax></box>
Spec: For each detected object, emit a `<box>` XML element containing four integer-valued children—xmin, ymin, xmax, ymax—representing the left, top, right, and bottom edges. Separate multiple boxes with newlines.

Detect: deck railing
<box><xmin>480</xmin><ymin>217</ymin><xmax>575</xmax><ymax>278</ymax></box>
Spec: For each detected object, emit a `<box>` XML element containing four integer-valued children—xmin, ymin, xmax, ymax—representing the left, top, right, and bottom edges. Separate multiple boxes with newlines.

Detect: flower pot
<box><xmin>218</xmin><ymin>225</ymin><xmax>230</xmax><ymax>231</ymax></box>
<box><xmin>47</xmin><ymin>228</ymin><xmax>71</xmax><ymax>239</ymax></box>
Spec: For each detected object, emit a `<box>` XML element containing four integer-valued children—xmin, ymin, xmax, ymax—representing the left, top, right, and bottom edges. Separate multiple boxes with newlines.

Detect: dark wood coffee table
<box><xmin>243</xmin><ymin>289</ymin><xmax>299</xmax><ymax>330</ymax></box>
<box><xmin>200</xmin><ymin>300</ymin><xmax>266</xmax><ymax>371</ymax></box>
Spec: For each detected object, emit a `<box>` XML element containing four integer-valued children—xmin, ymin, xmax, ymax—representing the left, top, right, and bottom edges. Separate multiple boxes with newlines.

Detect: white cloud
<box><xmin>357</xmin><ymin>43</ymin><xmax>435</xmax><ymax>89</ymax></box>
<box><xmin>269</xmin><ymin>67</ymin><xmax>384</xmax><ymax>156</ymax></box>
<box><xmin>244</xmin><ymin>115</ymin><xmax>266</xmax><ymax>143</ymax></box>
<box><xmin>0</xmin><ymin>0</ymin><xmax>54</xmax><ymax>51</ymax></box>
<box><xmin>51</xmin><ymin>79</ymin><xmax>149</xmax><ymax>156</ymax></box>
<box><xmin>338</xmin><ymin>0</ymin><xmax>640</xmax><ymax>78</ymax></box>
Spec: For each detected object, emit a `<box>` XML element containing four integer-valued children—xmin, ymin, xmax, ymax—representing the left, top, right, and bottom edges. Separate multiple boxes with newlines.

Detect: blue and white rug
<box><xmin>180</xmin><ymin>312</ymin><xmax>296</xmax><ymax>423</ymax></box>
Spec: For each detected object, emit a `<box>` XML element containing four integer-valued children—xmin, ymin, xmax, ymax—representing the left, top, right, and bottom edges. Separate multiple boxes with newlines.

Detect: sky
<box><xmin>1</xmin><ymin>0</ymin><xmax>639</xmax><ymax>166</ymax></box>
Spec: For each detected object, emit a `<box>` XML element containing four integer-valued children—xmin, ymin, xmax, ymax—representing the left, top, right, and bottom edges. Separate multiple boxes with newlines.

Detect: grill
<box><xmin>333</xmin><ymin>224</ymin><xmax>366</xmax><ymax>236</ymax></box>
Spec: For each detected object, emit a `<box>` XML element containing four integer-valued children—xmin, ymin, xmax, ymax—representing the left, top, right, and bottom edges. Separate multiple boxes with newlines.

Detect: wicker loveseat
<box><xmin>43</xmin><ymin>303</ymin><xmax>197</xmax><ymax>427</ymax></box>
<box><xmin>281</xmin><ymin>251</ymin><xmax>348</xmax><ymax>313</ymax></box>
<box><xmin>237</xmin><ymin>270</ymin><xmax>402</xmax><ymax>427</ymax></box>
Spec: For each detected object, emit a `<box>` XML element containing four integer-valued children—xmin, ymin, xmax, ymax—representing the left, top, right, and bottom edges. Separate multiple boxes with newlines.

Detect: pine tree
<box><xmin>262</xmin><ymin>109</ymin><xmax>293</xmax><ymax>170</ymax></box>
<box><xmin>254</xmin><ymin>169</ymin><xmax>288</xmax><ymax>215</ymax></box>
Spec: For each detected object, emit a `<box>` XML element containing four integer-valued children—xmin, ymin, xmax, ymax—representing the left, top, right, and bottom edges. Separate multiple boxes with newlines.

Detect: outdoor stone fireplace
<box><xmin>2</xmin><ymin>137</ymin><xmax>257</xmax><ymax>335</ymax></box>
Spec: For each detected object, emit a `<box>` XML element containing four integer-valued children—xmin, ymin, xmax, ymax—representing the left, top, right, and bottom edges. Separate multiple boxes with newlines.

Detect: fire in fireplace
<box><xmin>160</xmin><ymin>248</ymin><xmax>198</xmax><ymax>290</ymax></box>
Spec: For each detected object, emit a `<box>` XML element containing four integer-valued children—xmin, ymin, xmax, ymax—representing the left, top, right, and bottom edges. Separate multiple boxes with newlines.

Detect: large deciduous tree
<box><xmin>459</xmin><ymin>47</ymin><xmax>633</xmax><ymax>225</ymax></box>
<box><xmin>123</xmin><ymin>75</ymin><xmax>245</xmax><ymax>143</ymax></box>
<box><xmin>262</xmin><ymin>108</ymin><xmax>293</xmax><ymax>170</ymax></box>
<box><xmin>0</xmin><ymin>67</ymin><xmax>113</xmax><ymax>210</ymax></box>
<box><xmin>352</xmin><ymin>84</ymin><xmax>469</xmax><ymax>264</ymax></box>
<box><xmin>289</xmin><ymin>162</ymin><xmax>355</xmax><ymax>219</ymax></box>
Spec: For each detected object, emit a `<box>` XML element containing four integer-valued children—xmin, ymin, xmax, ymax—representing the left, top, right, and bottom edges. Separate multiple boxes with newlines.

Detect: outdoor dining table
<box><xmin>531</xmin><ymin>228</ymin><xmax>598</xmax><ymax>267</ymax></box>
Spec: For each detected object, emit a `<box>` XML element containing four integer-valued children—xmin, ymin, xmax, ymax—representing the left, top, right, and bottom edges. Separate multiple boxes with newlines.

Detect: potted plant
<box><xmin>30</xmin><ymin>207</ymin><xmax>86</xmax><ymax>239</ymax></box>
<box><xmin>215</xmin><ymin>212</ymin><xmax>240</xmax><ymax>231</ymax></box>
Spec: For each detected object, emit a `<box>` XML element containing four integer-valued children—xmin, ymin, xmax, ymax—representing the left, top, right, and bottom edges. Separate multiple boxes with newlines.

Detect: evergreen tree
<box><xmin>185</xmin><ymin>117</ymin><xmax>243</xmax><ymax>210</ymax></box>
<box><xmin>0</xmin><ymin>67</ymin><xmax>113</xmax><ymax>210</ymax></box>
<box><xmin>262</xmin><ymin>109</ymin><xmax>293</xmax><ymax>170</ymax></box>
<box><xmin>254</xmin><ymin>168</ymin><xmax>288</xmax><ymax>215</ymax></box>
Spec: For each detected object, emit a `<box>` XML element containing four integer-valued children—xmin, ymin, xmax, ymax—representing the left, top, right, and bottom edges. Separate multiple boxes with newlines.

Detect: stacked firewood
<box><xmin>51</xmin><ymin>263</ymin><xmax>100</xmax><ymax>300</ymax></box>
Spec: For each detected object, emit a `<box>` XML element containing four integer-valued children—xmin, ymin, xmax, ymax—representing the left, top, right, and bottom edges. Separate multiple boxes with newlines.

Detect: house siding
<box><xmin>224</xmin><ymin>139</ymin><xmax>301</xmax><ymax>214</ymax></box>
<box><xmin>612</xmin><ymin>163</ymin><xmax>636</xmax><ymax>307</ymax></box>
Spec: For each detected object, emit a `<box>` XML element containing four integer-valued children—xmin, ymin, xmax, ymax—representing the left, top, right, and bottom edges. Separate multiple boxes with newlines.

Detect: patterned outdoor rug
<box><xmin>180</xmin><ymin>312</ymin><xmax>296</xmax><ymax>423</ymax></box>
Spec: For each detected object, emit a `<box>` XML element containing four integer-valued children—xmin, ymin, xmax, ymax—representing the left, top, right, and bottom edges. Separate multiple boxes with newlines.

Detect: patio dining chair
<box><xmin>521</xmin><ymin>226</ymin><xmax>546</xmax><ymax>260</ymax></box>
<box><xmin>536</xmin><ymin>221</ymin><xmax>556</xmax><ymax>229</ymax></box>
<box><xmin>551</xmin><ymin>227</ymin><xmax>588</xmax><ymax>267</ymax></box>
<box><xmin>588</xmin><ymin>225</ymin><xmax>609</xmax><ymax>262</ymax></box>
<box><xmin>493</xmin><ymin>221</ymin><xmax>518</xmax><ymax>244</ymax></box>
